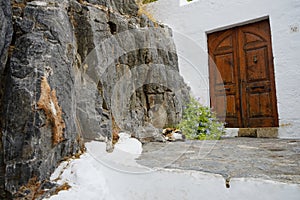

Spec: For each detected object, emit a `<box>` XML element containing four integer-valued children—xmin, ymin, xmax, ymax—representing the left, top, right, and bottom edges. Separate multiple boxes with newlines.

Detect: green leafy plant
<box><xmin>177</xmin><ymin>96</ymin><xmax>225</xmax><ymax>140</ymax></box>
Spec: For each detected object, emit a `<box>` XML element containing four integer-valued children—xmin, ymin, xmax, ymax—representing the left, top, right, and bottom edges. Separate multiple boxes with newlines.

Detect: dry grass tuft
<box><xmin>136</xmin><ymin>0</ymin><xmax>157</xmax><ymax>23</ymax></box>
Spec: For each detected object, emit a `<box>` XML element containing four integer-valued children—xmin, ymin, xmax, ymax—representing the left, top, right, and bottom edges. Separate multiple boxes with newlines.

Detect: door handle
<box><xmin>253</xmin><ymin>55</ymin><xmax>258</xmax><ymax>63</ymax></box>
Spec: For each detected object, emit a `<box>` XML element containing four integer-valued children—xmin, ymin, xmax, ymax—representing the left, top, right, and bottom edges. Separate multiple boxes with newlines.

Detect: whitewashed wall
<box><xmin>146</xmin><ymin>0</ymin><xmax>300</xmax><ymax>138</ymax></box>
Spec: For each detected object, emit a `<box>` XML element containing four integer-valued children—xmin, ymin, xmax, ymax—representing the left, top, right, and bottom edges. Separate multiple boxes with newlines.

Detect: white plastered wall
<box><xmin>146</xmin><ymin>0</ymin><xmax>300</xmax><ymax>138</ymax></box>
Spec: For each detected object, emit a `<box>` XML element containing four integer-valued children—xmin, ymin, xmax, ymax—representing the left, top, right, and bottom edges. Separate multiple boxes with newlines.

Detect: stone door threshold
<box><xmin>224</xmin><ymin>128</ymin><xmax>278</xmax><ymax>138</ymax></box>
<box><xmin>238</xmin><ymin>127</ymin><xmax>278</xmax><ymax>138</ymax></box>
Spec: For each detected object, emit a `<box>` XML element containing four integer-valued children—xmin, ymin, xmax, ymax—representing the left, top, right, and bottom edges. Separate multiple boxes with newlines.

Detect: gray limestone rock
<box><xmin>0</xmin><ymin>1</ymin><xmax>13</xmax><ymax>199</ymax></box>
<box><xmin>0</xmin><ymin>0</ymin><xmax>189</xmax><ymax>198</ymax></box>
<box><xmin>86</xmin><ymin>0</ymin><xmax>139</xmax><ymax>16</ymax></box>
<box><xmin>70</xmin><ymin>0</ymin><xmax>189</xmax><ymax>144</ymax></box>
<box><xmin>1</xmin><ymin>1</ymin><xmax>82</xmax><ymax>198</ymax></box>
<box><xmin>0</xmin><ymin>0</ymin><xmax>12</xmax><ymax>75</ymax></box>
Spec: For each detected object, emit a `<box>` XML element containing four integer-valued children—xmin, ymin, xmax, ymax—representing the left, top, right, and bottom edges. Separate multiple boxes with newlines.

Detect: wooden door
<box><xmin>208</xmin><ymin>19</ymin><xmax>278</xmax><ymax>128</ymax></box>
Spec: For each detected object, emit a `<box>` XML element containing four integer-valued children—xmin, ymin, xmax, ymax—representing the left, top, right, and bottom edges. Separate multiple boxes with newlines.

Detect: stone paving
<box><xmin>137</xmin><ymin>137</ymin><xmax>300</xmax><ymax>184</ymax></box>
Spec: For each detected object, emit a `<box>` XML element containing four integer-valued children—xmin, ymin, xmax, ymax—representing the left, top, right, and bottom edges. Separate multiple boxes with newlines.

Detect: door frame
<box><xmin>206</xmin><ymin>16</ymin><xmax>270</xmax><ymax>35</ymax></box>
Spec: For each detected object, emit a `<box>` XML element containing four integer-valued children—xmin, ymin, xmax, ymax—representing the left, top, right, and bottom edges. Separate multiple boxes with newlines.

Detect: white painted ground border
<box><xmin>45</xmin><ymin>135</ymin><xmax>300</xmax><ymax>200</ymax></box>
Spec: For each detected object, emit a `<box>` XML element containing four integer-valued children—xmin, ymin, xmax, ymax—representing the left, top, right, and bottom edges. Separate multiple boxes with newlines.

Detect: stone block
<box><xmin>238</xmin><ymin>128</ymin><xmax>257</xmax><ymax>137</ymax></box>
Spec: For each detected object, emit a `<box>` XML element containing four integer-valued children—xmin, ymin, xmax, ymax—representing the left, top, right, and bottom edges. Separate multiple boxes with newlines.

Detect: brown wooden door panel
<box><xmin>238</xmin><ymin>20</ymin><xmax>278</xmax><ymax>127</ymax></box>
<box><xmin>245</xmin><ymin>47</ymin><xmax>269</xmax><ymax>82</ymax></box>
<box><xmin>208</xmin><ymin>29</ymin><xmax>241</xmax><ymax>127</ymax></box>
<box><xmin>208</xmin><ymin>19</ymin><xmax>278</xmax><ymax>128</ymax></box>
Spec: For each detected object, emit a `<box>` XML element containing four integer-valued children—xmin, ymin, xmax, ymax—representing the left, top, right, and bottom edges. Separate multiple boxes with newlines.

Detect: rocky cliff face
<box><xmin>0</xmin><ymin>0</ymin><xmax>189</xmax><ymax>198</ymax></box>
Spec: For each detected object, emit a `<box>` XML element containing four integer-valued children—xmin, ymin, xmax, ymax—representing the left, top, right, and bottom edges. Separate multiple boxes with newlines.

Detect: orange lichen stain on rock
<box><xmin>54</xmin><ymin>182</ymin><xmax>71</xmax><ymax>195</ymax></box>
<box><xmin>37</xmin><ymin>76</ymin><xmax>65</xmax><ymax>145</ymax></box>
<box><xmin>112</xmin><ymin>123</ymin><xmax>120</xmax><ymax>145</ymax></box>
<box><xmin>16</xmin><ymin>177</ymin><xmax>44</xmax><ymax>199</ymax></box>
<box><xmin>111</xmin><ymin>116</ymin><xmax>120</xmax><ymax>145</ymax></box>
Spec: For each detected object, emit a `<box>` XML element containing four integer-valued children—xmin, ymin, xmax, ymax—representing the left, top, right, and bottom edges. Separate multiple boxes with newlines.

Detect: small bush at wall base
<box><xmin>177</xmin><ymin>96</ymin><xmax>225</xmax><ymax>140</ymax></box>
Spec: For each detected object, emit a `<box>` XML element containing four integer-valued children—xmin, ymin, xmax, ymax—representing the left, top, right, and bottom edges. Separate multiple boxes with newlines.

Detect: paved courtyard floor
<box><xmin>137</xmin><ymin>137</ymin><xmax>300</xmax><ymax>184</ymax></box>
